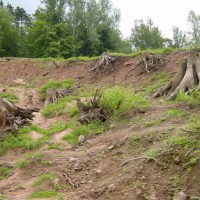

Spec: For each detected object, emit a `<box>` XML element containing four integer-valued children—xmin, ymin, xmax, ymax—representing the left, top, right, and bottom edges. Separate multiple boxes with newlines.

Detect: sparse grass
<box><xmin>164</xmin><ymin>109</ymin><xmax>188</xmax><ymax>119</ymax></box>
<box><xmin>48</xmin><ymin>143</ymin><xmax>63</xmax><ymax>150</ymax></box>
<box><xmin>15</xmin><ymin>160</ymin><xmax>29</xmax><ymax>169</ymax></box>
<box><xmin>100</xmin><ymin>87</ymin><xmax>149</xmax><ymax>114</ymax></box>
<box><xmin>144</xmin><ymin>117</ymin><xmax>166</xmax><ymax>127</ymax></box>
<box><xmin>30</xmin><ymin>190</ymin><xmax>57</xmax><ymax>199</ymax></box>
<box><xmin>68</xmin><ymin>104</ymin><xmax>79</xmax><ymax>117</ymax></box>
<box><xmin>67</xmin><ymin>56</ymin><xmax>99</xmax><ymax>61</ymax></box>
<box><xmin>146</xmin><ymin>149</ymin><xmax>158</xmax><ymax>159</ymax></box>
<box><xmin>175</xmin><ymin>90</ymin><xmax>200</xmax><ymax>107</ymax></box>
<box><xmin>165</xmin><ymin>135</ymin><xmax>198</xmax><ymax>149</ymax></box>
<box><xmin>39</xmin><ymin>78</ymin><xmax>73</xmax><ymax>99</ymax></box>
<box><xmin>32</xmin><ymin>173</ymin><xmax>55</xmax><ymax>186</ymax></box>
<box><xmin>0</xmin><ymin>92</ymin><xmax>18</xmax><ymax>103</ymax></box>
<box><xmin>42</xmin><ymin>95</ymin><xmax>77</xmax><ymax>118</ymax></box>
<box><xmin>63</xmin><ymin>119</ymin><xmax>108</xmax><ymax>144</ymax></box>
<box><xmin>0</xmin><ymin>122</ymin><xmax>67</xmax><ymax>154</ymax></box>
<box><xmin>0</xmin><ymin>166</ymin><xmax>11</xmax><ymax>179</ymax></box>
<box><xmin>141</xmin><ymin>72</ymin><xmax>171</xmax><ymax>95</ymax></box>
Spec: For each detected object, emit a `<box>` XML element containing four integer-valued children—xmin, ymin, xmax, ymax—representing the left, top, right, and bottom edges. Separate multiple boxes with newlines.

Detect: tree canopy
<box><xmin>0</xmin><ymin>0</ymin><xmax>200</xmax><ymax>58</ymax></box>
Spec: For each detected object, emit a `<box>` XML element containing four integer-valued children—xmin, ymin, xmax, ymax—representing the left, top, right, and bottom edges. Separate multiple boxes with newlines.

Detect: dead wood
<box><xmin>44</xmin><ymin>87</ymin><xmax>75</xmax><ymax>107</ymax></box>
<box><xmin>89</xmin><ymin>53</ymin><xmax>116</xmax><ymax>77</ymax></box>
<box><xmin>120</xmin><ymin>156</ymin><xmax>159</xmax><ymax>167</ymax></box>
<box><xmin>76</xmin><ymin>90</ymin><xmax>107</xmax><ymax>124</ymax></box>
<box><xmin>0</xmin><ymin>97</ymin><xmax>39</xmax><ymax>137</ymax></box>
<box><xmin>153</xmin><ymin>51</ymin><xmax>200</xmax><ymax>100</ymax></box>
<box><xmin>123</xmin><ymin>52</ymin><xmax>165</xmax><ymax>82</ymax></box>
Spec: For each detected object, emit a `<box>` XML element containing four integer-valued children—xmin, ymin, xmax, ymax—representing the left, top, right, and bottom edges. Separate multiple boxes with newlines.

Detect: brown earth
<box><xmin>0</xmin><ymin>51</ymin><xmax>199</xmax><ymax>200</ymax></box>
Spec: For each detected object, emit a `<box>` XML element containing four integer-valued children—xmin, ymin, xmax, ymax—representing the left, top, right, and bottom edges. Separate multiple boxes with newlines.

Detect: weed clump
<box><xmin>39</xmin><ymin>78</ymin><xmax>73</xmax><ymax>99</ymax></box>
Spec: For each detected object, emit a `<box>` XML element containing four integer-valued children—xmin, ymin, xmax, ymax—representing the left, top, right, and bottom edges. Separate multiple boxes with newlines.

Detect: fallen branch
<box><xmin>120</xmin><ymin>156</ymin><xmax>158</xmax><ymax>167</ymax></box>
<box><xmin>63</xmin><ymin>173</ymin><xmax>79</xmax><ymax>189</ymax></box>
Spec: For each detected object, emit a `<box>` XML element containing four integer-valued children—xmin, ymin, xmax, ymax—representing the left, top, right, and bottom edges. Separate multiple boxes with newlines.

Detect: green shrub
<box><xmin>39</xmin><ymin>78</ymin><xmax>73</xmax><ymax>98</ymax></box>
<box><xmin>100</xmin><ymin>87</ymin><xmax>149</xmax><ymax>114</ymax></box>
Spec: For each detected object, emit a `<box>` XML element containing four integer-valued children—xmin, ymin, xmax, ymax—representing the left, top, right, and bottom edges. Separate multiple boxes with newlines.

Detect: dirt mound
<box><xmin>0</xmin><ymin>51</ymin><xmax>200</xmax><ymax>200</ymax></box>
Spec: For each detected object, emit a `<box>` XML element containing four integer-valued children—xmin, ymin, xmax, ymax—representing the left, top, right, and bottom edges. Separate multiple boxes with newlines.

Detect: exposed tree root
<box><xmin>153</xmin><ymin>51</ymin><xmax>200</xmax><ymax>100</ymax></box>
<box><xmin>123</xmin><ymin>52</ymin><xmax>165</xmax><ymax>81</ymax></box>
<box><xmin>44</xmin><ymin>88</ymin><xmax>75</xmax><ymax>107</ymax></box>
<box><xmin>0</xmin><ymin>97</ymin><xmax>39</xmax><ymax>137</ymax></box>
<box><xmin>89</xmin><ymin>53</ymin><xmax>116</xmax><ymax>77</ymax></box>
<box><xmin>76</xmin><ymin>90</ymin><xmax>107</xmax><ymax>124</ymax></box>
<box><xmin>120</xmin><ymin>156</ymin><xmax>159</xmax><ymax>167</ymax></box>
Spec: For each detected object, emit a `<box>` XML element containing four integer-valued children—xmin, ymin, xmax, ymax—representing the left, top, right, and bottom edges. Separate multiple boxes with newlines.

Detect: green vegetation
<box><xmin>48</xmin><ymin>143</ymin><xmax>63</xmax><ymax>151</ymax></box>
<box><xmin>30</xmin><ymin>190</ymin><xmax>57</xmax><ymax>199</ymax></box>
<box><xmin>32</xmin><ymin>173</ymin><xmax>55</xmax><ymax>186</ymax></box>
<box><xmin>175</xmin><ymin>90</ymin><xmax>200</xmax><ymax>107</ymax></box>
<box><xmin>100</xmin><ymin>87</ymin><xmax>149</xmax><ymax>114</ymax></box>
<box><xmin>42</xmin><ymin>96</ymin><xmax>77</xmax><ymax>118</ymax></box>
<box><xmin>63</xmin><ymin>119</ymin><xmax>107</xmax><ymax>144</ymax></box>
<box><xmin>0</xmin><ymin>166</ymin><xmax>11</xmax><ymax>179</ymax></box>
<box><xmin>0</xmin><ymin>92</ymin><xmax>18</xmax><ymax>103</ymax></box>
<box><xmin>0</xmin><ymin>122</ymin><xmax>67</xmax><ymax>154</ymax></box>
<box><xmin>39</xmin><ymin>78</ymin><xmax>73</xmax><ymax>98</ymax></box>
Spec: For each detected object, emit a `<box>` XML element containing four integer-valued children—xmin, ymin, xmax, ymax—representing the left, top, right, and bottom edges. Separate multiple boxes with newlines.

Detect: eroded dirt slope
<box><xmin>0</xmin><ymin>51</ymin><xmax>200</xmax><ymax>200</ymax></box>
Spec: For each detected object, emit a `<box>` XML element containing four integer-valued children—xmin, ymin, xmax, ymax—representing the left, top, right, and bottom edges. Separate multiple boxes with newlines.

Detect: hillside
<box><xmin>0</xmin><ymin>51</ymin><xmax>200</xmax><ymax>200</ymax></box>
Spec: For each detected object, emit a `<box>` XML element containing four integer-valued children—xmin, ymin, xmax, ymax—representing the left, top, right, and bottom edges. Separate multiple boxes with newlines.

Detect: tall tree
<box><xmin>0</xmin><ymin>7</ymin><xmax>18</xmax><ymax>56</ymax></box>
<box><xmin>172</xmin><ymin>26</ymin><xmax>187</xmax><ymax>48</ymax></box>
<box><xmin>27</xmin><ymin>0</ymin><xmax>77</xmax><ymax>58</ymax></box>
<box><xmin>187</xmin><ymin>10</ymin><xmax>200</xmax><ymax>47</ymax></box>
<box><xmin>130</xmin><ymin>18</ymin><xmax>164</xmax><ymax>50</ymax></box>
<box><xmin>65</xmin><ymin>0</ymin><xmax>123</xmax><ymax>56</ymax></box>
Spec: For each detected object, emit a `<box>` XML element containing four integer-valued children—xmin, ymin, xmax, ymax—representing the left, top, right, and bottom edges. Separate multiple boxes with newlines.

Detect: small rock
<box><xmin>108</xmin><ymin>145</ymin><xmax>114</xmax><ymax>150</ymax></box>
<box><xmin>52</xmin><ymin>178</ymin><xmax>60</xmax><ymax>185</ymax></box>
<box><xmin>174</xmin><ymin>156</ymin><xmax>181</xmax><ymax>165</ymax></box>
<box><xmin>96</xmin><ymin>169</ymin><xmax>102</xmax><ymax>174</ymax></box>
<box><xmin>173</xmin><ymin>191</ymin><xmax>187</xmax><ymax>200</ymax></box>
<box><xmin>78</xmin><ymin>135</ymin><xmax>86</xmax><ymax>143</ymax></box>
<box><xmin>108</xmin><ymin>184</ymin><xmax>116</xmax><ymax>192</ymax></box>
<box><xmin>110</xmin><ymin>123</ymin><xmax>116</xmax><ymax>129</ymax></box>
<box><xmin>141</xmin><ymin>176</ymin><xmax>147</xmax><ymax>180</ymax></box>
<box><xmin>69</xmin><ymin>157</ymin><xmax>76</xmax><ymax>162</ymax></box>
<box><xmin>74</xmin><ymin>163</ymin><xmax>83</xmax><ymax>171</ymax></box>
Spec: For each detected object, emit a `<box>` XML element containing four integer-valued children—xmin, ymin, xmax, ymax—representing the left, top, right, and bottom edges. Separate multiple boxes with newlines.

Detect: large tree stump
<box><xmin>89</xmin><ymin>53</ymin><xmax>116</xmax><ymax>77</ymax></box>
<box><xmin>123</xmin><ymin>52</ymin><xmax>165</xmax><ymax>81</ymax></box>
<box><xmin>0</xmin><ymin>97</ymin><xmax>39</xmax><ymax>137</ymax></box>
<box><xmin>76</xmin><ymin>90</ymin><xmax>106</xmax><ymax>124</ymax></box>
<box><xmin>153</xmin><ymin>51</ymin><xmax>200</xmax><ymax>100</ymax></box>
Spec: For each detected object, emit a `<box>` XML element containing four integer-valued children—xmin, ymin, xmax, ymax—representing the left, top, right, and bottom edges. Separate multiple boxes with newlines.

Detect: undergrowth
<box><xmin>63</xmin><ymin>119</ymin><xmax>107</xmax><ymax>144</ymax></box>
<box><xmin>0</xmin><ymin>92</ymin><xmax>18</xmax><ymax>103</ymax></box>
<box><xmin>100</xmin><ymin>87</ymin><xmax>149</xmax><ymax>113</ymax></box>
<box><xmin>0</xmin><ymin>122</ymin><xmax>67</xmax><ymax>154</ymax></box>
<box><xmin>39</xmin><ymin>78</ymin><xmax>73</xmax><ymax>99</ymax></box>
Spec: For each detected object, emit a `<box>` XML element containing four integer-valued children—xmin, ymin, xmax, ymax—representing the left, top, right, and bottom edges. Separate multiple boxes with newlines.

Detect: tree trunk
<box><xmin>153</xmin><ymin>51</ymin><xmax>200</xmax><ymax>100</ymax></box>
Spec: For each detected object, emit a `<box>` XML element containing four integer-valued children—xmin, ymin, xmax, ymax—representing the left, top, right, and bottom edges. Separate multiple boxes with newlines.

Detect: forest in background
<box><xmin>0</xmin><ymin>0</ymin><xmax>200</xmax><ymax>58</ymax></box>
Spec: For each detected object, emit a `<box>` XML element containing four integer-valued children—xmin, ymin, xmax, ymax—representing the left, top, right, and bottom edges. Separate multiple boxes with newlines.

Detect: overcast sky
<box><xmin>3</xmin><ymin>0</ymin><xmax>200</xmax><ymax>38</ymax></box>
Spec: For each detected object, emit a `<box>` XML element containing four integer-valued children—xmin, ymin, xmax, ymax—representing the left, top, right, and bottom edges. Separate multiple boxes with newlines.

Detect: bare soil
<box><xmin>0</xmin><ymin>51</ymin><xmax>199</xmax><ymax>200</ymax></box>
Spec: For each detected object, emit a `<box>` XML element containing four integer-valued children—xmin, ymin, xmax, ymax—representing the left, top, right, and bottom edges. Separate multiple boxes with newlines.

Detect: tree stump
<box><xmin>153</xmin><ymin>51</ymin><xmax>200</xmax><ymax>100</ymax></box>
<box><xmin>76</xmin><ymin>90</ymin><xmax>106</xmax><ymax>124</ymax></box>
<box><xmin>89</xmin><ymin>53</ymin><xmax>116</xmax><ymax>77</ymax></box>
<box><xmin>0</xmin><ymin>97</ymin><xmax>39</xmax><ymax>137</ymax></box>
